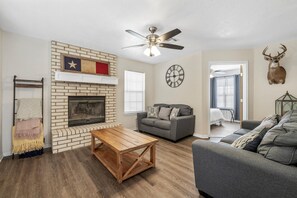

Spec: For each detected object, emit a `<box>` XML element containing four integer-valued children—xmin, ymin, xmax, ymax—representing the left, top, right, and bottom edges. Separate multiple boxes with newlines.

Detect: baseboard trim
<box><xmin>193</xmin><ymin>133</ymin><xmax>209</xmax><ymax>139</ymax></box>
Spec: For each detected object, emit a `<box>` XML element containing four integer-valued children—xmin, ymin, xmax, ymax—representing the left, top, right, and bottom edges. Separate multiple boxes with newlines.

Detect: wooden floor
<box><xmin>210</xmin><ymin>121</ymin><xmax>240</xmax><ymax>138</ymax></box>
<box><xmin>0</xmin><ymin>136</ymin><xmax>201</xmax><ymax>198</ymax></box>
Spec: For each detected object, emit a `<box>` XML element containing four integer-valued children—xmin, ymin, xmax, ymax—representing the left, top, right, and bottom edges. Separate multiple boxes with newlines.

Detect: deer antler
<box><xmin>276</xmin><ymin>44</ymin><xmax>287</xmax><ymax>59</ymax></box>
<box><xmin>262</xmin><ymin>46</ymin><xmax>272</xmax><ymax>60</ymax></box>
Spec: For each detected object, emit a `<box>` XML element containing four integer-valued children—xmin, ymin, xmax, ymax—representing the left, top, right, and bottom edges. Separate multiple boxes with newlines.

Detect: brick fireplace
<box><xmin>51</xmin><ymin>41</ymin><xmax>119</xmax><ymax>153</ymax></box>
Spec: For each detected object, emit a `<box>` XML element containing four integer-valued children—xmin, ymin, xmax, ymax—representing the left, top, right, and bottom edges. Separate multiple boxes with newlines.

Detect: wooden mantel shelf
<box><xmin>55</xmin><ymin>71</ymin><xmax>118</xmax><ymax>85</ymax></box>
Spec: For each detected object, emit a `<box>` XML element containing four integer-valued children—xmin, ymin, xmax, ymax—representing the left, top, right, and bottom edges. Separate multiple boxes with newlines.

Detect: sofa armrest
<box><xmin>241</xmin><ymin>120</ymin><xmax>261</xmax><ymax>130</ymax></box>
<box><xmin>136</xmin><ymin>112</ymin><xmax>147</xmax><ymax>131</ymax></box>
<box><xmin>137</xmin><ymin>112</ymin><xmax>147</xmax><ymax>119</ymax></box>
<box><xmin>192</xmin><ymin>140</ymin><xmax>297</xmax><ymax>198</ymax></box>
<box><xmin>170</xmin><ymin>115</ymin><xmax>195</xmax><ymax>141</ymax></box>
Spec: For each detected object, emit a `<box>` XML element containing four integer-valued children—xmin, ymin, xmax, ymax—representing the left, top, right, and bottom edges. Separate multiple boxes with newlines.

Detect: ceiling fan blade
<box><xmin>122</xmin><ymin>44</ymin><xmax>146</xmax><ymax>49</ymax></box>
<box><xmin>168</xmin><ymin>38</ymin><xmax>177</xmax><ymax>42</ymax></box>
<box><xmin>157</xmin><ymin>28</ymin><xmax>181</xmax><ymax>42</ymax></box>
<box><xmin>214</xmin><ymin>71</ymin><xmax>226</xmax><ymax>74</ymax></box>
<box><xmin>159</xmin><ymin>43</ymin><xmax>184</xmax><ymax>50</ymax></box>
<box><xmin>125</xmin><ymin>30</ymin><xmax>146</xmax><ymax>40</ymax></box>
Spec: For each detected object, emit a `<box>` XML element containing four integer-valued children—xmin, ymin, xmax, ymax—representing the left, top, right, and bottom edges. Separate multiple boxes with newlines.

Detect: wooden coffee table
<box><xmin>91</xmin><ymin>126</ymin><xmax>158</xmax><ymax>183</ymax></box>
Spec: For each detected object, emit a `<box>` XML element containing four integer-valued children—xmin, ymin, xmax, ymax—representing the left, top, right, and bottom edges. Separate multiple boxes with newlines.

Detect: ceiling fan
<box><xmin>123</xmin><ymin>26</ymin><xmax>184</xmax><ymax>57</ymax></box>
<box><xmin>210</xmin><ymin>69</ymin><xmax>226</xmax><ymax>78</ymax></box>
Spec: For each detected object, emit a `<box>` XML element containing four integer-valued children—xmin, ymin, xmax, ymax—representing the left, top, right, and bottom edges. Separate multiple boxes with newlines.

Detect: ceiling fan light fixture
<box><xmin>144</xmin><ymin>45</ymin><xmax>160</xmax><ymax>57</ymax></box>
<box><xmin>124</xmin><ymin>26</ymin><xmax>183</xmax><ymax>57</ymax></box>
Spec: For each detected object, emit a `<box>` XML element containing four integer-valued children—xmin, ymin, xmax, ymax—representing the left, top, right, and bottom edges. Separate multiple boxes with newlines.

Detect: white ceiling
<box><xmin>1</xmin><ymin>0</ymin><xmax>297</xmax><ymax>64</ymax></box>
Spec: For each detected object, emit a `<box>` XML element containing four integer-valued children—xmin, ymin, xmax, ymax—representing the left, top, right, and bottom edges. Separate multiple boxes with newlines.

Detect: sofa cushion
<box><xmin>220</xmin><ymin>134</ymin><xmax>242</xmax><ymax>144</ymax></box>
<box><xmin>141</xmin><ymin>118</ymin><xmax>157</xmax><ymax>127</ymax></box>
<box><xmin>159</xmin><ymin>107</ymin><xmax>172</xmax><ymax>120</ymax></box>
<box><xmin>154</xmin><ymin>120</ymin><xmax>171</xmax><ymax>130</ymax></box>
<box><xmin>170</xmin><ymin>107</ymin><xmax>180</xmax><ymax>120</ymax></box>
<box><xmin>258</xmin><ymin>110</ymin><xmax>297</xmax><ymax>165</ymax></box>
<box><xmin>233</xmin><ymin>128</ymin><xmax>251</xmax><ymax>135</ymax></box>
<box><xmin>170</xmin><ymin>104</ymin><xmax>192</xmax><ymax>116</ymax></box>
<box><xmin>147</xmin><ymin>106</ymin><xmax>159</xmax><ymax>118</ymax></box>
<box><xmin>231</xmin><ymin>114</ymin><xmax>279</xmax><ymax>152</ymax></box>
<box><xmin>154</xmin><ymin>103</ymin><xmax>170</xmax><ymax>108</ymax></box>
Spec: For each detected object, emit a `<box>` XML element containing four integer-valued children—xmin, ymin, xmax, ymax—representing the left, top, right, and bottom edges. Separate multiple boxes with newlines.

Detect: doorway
<box><xmin>208</xmin><ymin>62</ymin><xmax>248</xmax><ymax>139</ymax></box>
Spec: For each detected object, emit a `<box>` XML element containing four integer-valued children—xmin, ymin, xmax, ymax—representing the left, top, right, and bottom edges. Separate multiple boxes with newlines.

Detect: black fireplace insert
<box><xmin>68</xmin><ymin>96</ymin><xmax>105</xmax><ymax>127</ymax></box>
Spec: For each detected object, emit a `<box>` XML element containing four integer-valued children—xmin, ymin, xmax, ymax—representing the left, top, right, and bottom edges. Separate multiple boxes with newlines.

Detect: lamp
<box><xmin>144</xmin><ymin>45</ymin><xmax>160</xmax><ymax>57</ymax></box>
<box><xmin>275</xmin><ymin>91</ymin><xmax>297</xmax><ymax>116</ymax></box>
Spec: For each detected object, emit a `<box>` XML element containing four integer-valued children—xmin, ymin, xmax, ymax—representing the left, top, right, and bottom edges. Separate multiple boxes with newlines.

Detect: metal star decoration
<box><xmin>68</xmin><ymin>60</ymin><xmax>77</xmax><ymax>69</ymax></box>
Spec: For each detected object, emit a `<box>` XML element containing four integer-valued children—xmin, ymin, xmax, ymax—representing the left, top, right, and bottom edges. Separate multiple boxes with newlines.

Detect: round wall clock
<box><xmin>165</xmin><ymin>64</ymin><xmax>185</xmax><ymax>88</ymax></box>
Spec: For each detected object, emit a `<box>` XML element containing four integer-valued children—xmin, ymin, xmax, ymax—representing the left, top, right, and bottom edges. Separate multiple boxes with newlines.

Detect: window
<box><xmin>124</xmin><ymin>71</ymin><xmax>145</xmax><ymax>113</ymax></box>
<box><xmin>216</xmin><ymin>76</ymin><xmax>234</xmax><ymax>108</ymax></box>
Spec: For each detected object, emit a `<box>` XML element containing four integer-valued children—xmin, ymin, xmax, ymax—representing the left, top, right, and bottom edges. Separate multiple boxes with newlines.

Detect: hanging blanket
<box><xmin>12</xmin><ymin>124</ymin><xmax>44</xmax><ymax>154</ymax></box>
<box><xmin>16</xmin><ymin>98</ymin><xmax>42</xmax><ymax>120</ymax></box>
<box><xmin>15</xmin><ymin>118</ymin><xmax>41</xmax><ymax>139</ymax></box>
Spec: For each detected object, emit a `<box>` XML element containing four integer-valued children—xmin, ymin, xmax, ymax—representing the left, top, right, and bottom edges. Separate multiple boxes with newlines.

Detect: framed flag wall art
<box><xmin>62</xmin><ymin>55</ymin><xmax>109</xmax><ymax>76</ymax></box>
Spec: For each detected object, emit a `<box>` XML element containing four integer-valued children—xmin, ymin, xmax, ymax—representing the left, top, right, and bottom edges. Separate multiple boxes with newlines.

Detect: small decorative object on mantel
<box><xmin>275</xmin><ymin>91</ymin><xmax>297</xmax><ymax>116</ymax></box>
<box><xmin>62</xmin><ymin>55</ymin><xmax>109</xmax><ymax>75</ymax></box>
<box><xmin>262</xmin><ymin>44</ymin><xmax>287</xmax><ymax>85</ymax></box>
<box><xmin>165</xmin><ymin>64</ymin><xmax>185</xmax><ymax>88</ymax></box>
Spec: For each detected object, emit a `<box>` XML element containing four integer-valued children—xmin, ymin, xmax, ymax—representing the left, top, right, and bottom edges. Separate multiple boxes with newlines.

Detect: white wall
<box><xmin>253</xmin><ymin>40</ymin><xmax>297</xmax><ymax>119</ymax></box>
<box><xmin>0</xmin><ymin>29</ymin><xmax>3</xmax><ymax>160</ymax></box>
<box><xmin>154</xmin><ymin>53</ymin><xmax>204</xmax><ymax>137</ymax></box>
<box><xmin>116</xmin><ymin>57</ymin><xmax>154</xmax><ymax>130</ymax></box>
<box><xmin>2</xmin><ymin>31</ymin><xmax>50</xmax><ymax>156</ymax></box>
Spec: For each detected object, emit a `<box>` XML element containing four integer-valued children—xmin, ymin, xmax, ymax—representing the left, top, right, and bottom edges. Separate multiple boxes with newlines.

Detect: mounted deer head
<box><xmin>262</xmin><ymin>44</ymin><xmax>287</xmax><ymax>85</ymax></box>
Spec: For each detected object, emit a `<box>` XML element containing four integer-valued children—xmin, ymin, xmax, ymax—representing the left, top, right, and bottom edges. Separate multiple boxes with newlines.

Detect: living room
<box><xmin>1</xmin><ymin>1</ymin><xmax>297</xmax><ymax>197</ymax></box>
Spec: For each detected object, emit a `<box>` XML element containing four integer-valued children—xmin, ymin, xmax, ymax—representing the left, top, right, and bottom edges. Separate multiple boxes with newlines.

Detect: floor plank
<box><xmin>210</xmin><ymin>121</ymin><xmax>240</xmax><ymax>138</ymax></box>
<box><xmin>0</xmin><ymin>136</ymin><xmax>202</xmax><ymax>198</ymax></box>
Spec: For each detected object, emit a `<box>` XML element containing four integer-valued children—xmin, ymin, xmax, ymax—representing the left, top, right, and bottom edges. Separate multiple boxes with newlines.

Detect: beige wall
<box><xmin>116</xmin><ymin>57</ymin><xmax>154</xmax><ymax>130</ymax></box>
<box><xmin>1</xmin><ymin>30</ymin><xmax>297</xmax><ymax>154</ymax></box>
<box><xmin>154</xmin><ymin>53</ymin><xmax>204</xmax><ymax>136</ymax></box>
<box><xmin>0</xmin><ymin>29</ymin><xmax>3</xmax><ymax>160</ymax></box>
<box><xmin>253</xmin><ymin>40</ymin><xmax>297</xmax><ymax>119</ymax></box>
<box><xmin>153</xmin><ymin>50</ymin><xmax>254</xmax><ymax>137</ymax></box>
<box><xmin>1</xmin><ymin>31</ymin><xmax>50</xmax><ymax>156</ymax></box>
<box><xmin>153</xmin><ymin>41</ymin><xmax>297</xmax><ymax>137</ymax></box>
<box><xmin>0</xmin><ymin>31</ymin><xmax>154</xmax><ymax>156</ymax></box>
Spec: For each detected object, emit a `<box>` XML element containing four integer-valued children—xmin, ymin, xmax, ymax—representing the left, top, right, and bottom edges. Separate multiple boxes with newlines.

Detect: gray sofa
<box><xmin>137</xmin><ymin>103</ymin><xmax>195</xmax><ymax>141</ymax></box>
<box><xmin>192</xmin><ymin>120</ymin><xmax>297</xmax><ymax>198</ymax></box>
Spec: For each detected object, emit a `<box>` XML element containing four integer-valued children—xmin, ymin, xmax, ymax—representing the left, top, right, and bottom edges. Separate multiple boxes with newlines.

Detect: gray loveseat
<box><xmin>137</xmin><ymin>103</ymin><xmax>195</xmax><ymax>141</ymax></box>
<box><xmin>192</xmin><ymin>119</ymin><xmax>297</xmax><ymax>198</ymax></box>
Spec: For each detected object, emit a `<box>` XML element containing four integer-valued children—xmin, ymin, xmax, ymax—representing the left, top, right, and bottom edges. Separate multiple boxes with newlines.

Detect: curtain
<box><xmin>210</xmin><ymin>78</ymin><xmax>217</xmax><ymax>108</ymax></box>
<box><xmin>234</xmin><ymin>75</ymin><xmax>240</xmax><ymax>120</ymax></box>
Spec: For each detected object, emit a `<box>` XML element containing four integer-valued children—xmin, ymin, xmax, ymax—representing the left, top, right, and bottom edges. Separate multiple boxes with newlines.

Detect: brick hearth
<box><xmin>51</xmin><ymin>41</ymin><xmax>118</xmax><ymax>153</ymax></box>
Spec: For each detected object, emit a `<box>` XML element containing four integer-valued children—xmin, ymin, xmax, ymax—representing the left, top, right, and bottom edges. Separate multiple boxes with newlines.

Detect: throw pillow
<box><xmin>159</xmin><ymin>107</ymin><xmax>172</xmax><ymax>120</ymax></box>
<box><xmin>147</xmin><ymin>106</ymin><xmax>159</xmax><ymax>118</ymax></box>
<box><xmin>170</xmin><ymin>107</ymin><xmax>180</xmax><ymax>120</ymax></box>
<box><xmin>231</xmin><ymin>114</ymin><xmax>279</xmax><ymax>152</ymax></box>
<box><xmin>258</xmin><ymin>110</ymin><xmax>297</xmax><ymax>165</ymax></box>
<box><xmin>16</xmin><ymin>98</ymin><xmax>42</xmax><ymax>120</ymax></box>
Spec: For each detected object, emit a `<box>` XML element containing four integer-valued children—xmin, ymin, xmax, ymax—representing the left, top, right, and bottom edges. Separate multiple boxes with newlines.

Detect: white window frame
<box><xmin>124</xmin><ymin>70</ymin><xmax>145</xmax><ymax>114</ymax></box>
<box><xmin>216</xmin><ymin>76</ymin><xmax>235</xmax><ymax>109</ymax></box>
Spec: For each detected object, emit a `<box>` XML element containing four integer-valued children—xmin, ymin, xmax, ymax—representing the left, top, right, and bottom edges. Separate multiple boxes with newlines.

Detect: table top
<box><xmin>91</xmin><ymin>126</ymin><xmax>158</xmax><ymax>153</ymax></box>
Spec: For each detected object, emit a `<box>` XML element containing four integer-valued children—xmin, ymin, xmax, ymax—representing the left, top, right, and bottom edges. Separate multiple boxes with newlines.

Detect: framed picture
<box><xmin>61</xmin><ymin>54</ymin><xmax>109</xmax><ymax>76</ymax></box>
